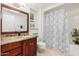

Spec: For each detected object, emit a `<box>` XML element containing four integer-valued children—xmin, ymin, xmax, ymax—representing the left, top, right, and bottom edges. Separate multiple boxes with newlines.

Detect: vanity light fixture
<box><xmin>12</xmin><ymin>3</ymin><xmax>25</xmax><ymax>8</ymax></box>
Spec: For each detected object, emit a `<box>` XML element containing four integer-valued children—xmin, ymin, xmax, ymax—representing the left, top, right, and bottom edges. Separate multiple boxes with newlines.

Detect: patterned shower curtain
<box><xmin>43</xmin><ymin>8</ymin><xmax>69</xmax><ymax>52</ymax></box>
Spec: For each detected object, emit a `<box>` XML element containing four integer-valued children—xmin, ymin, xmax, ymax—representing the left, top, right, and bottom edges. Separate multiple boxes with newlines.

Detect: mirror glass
<box><xmin>2</xmin><ymin>7</ymin><xmax>28</xmax><ymax>33</ymax></box>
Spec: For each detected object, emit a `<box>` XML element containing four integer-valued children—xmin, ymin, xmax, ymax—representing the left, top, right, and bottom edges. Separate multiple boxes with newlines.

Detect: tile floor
<box><xmin>37</xmin><ymin>48</ymin><xmax>65</xmax><ymax>56</ymax></box>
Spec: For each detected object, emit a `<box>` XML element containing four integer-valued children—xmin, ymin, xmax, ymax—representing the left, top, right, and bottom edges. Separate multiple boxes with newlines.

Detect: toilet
<box><xmin>37</xmin><ymin>41</ymin><xmax>46</xmax><ymax>52</ymax></box>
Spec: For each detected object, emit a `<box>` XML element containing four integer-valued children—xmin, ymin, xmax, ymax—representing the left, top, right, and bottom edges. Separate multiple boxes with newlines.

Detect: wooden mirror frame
<box><xmin>1</xmin><ymin>3</ymin><xmax>29</xmax><ymax>34</ymax></box>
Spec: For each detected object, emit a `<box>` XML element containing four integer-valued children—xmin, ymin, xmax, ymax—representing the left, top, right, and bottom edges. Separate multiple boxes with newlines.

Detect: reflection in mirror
<box><xmin>1</xmin><ymin>4</ymin><xmax>29</xmax><ymax>34</ymax></box>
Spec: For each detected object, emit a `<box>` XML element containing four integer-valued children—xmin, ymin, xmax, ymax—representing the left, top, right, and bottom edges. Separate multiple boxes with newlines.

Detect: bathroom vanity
<box><xmin>0</xmin><ymin>4</ymin><xmax>37</xmax><ymax>56</ymax></box>
<box><xmin>1</xmin><ymin>36</ymin><xmax>37</xmax><ymax>56</ymax></box>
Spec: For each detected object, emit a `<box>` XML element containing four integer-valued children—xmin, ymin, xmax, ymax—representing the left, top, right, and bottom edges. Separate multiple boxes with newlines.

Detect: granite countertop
<box><xmin>1</xmin><ymin>35</ymin><xmax>37</xmax><ymax>45</ymax></box>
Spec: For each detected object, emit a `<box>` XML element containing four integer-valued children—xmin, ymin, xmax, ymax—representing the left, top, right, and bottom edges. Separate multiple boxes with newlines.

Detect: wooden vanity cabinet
<box><xmin>1</xmin><ymin>37</ymin><xmax>37</xmax><ymax>56</ymax></box>
<box><xmin>22</xmin><ymin>37</ymin><xmax>37</xmax><ymax>56</ymax></box>
<box><xmin>1</xmin><ymin>41</ymin><xmax>22</xmax><ymax>56</ymax></box>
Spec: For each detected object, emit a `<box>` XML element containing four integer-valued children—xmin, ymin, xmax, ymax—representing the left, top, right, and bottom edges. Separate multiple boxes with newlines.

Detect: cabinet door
<box><xmin>1</xmin><ymin>41</ymin><xmax>22</xmax><ymax>56</ymax></box>
<box><xmin>29</xmin><ymin>38</ymin><xmax>37</xmax><ymax>56</ymax></box>
<box><xmin>22</xmin><ymin>40</ymin><xmax>29</xmax><ymax>56</ymax></box>
<box><xmin>22</xmin><ymin>37</ymin><xmax>37</xmax><ymax>56</ymax></box>
<box><xmin>1</xmin><ymin>47</ymin><xmax>22</xmax><ymax>56</ymax></box>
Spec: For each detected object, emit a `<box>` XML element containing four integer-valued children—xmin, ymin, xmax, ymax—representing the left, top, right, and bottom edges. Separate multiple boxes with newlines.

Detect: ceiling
<box><xmin>6</xmin><ymin>3</ymin><xmax>61</xmax><ymax>11</ymax></box>
<box><xmin>25</xmin><ymin>3</ymin><xmax>57</xmax><ymax>10</ymax></box>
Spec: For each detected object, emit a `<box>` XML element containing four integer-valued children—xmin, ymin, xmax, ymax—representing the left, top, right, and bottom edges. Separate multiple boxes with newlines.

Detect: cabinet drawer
<box><xmin>29</xmin><ymin>37</ymin><xmax>37</xmax><ymax>43</ymax></box>
<box><xmin>1</xmin><ymin>47</ymin><xmax>22</xmax><ymax>56</ymax></box>
<box><xmin>1</xmin><ymin>41</ymin><xmax>22</xmax><ymax>52</ymax></box>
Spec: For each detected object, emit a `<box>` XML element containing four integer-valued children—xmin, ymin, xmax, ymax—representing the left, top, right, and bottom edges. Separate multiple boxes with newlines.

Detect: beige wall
<box><xmin>67</xmin><ymin>5</ymin><xmax>79</xmax><ymax>44</ymax></box>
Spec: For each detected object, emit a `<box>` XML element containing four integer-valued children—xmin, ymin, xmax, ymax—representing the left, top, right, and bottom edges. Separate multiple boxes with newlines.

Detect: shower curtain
<box><xmin>43</xmin><ymin>8</ymin><xmax>69</xmax><ymax>52</ymax></box>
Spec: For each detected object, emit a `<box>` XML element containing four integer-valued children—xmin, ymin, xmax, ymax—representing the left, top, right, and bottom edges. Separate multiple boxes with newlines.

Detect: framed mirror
<box><xmin>1</xmin><ymin>4</ymin><xmax>29</xmax><ymax>34</ymax></box>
